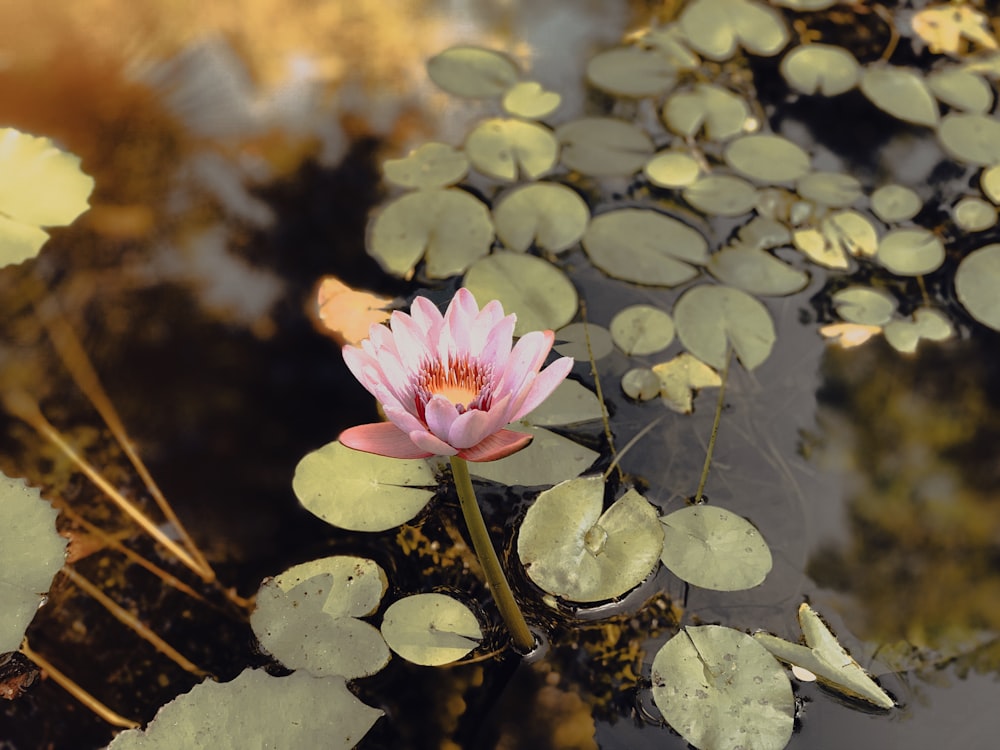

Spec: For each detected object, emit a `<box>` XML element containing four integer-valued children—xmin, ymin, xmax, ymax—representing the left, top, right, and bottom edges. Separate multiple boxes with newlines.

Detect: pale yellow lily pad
<box><xmin>610</xmin><ymin>304</ymin><xmax>675</xmax><ymax>355</ymax></box>
<box><xmin>683</xmin><ymin>174</ymin><xmax>758</xmax><ymax>216</ymax></box>
<box><xmin>938</xmin><ymin>113</ymin><xmax>1000</xmax><ymax>166</ymax></box>
<box><xmin>501</xmin><ymin>81</ymin><xmax>562</xmax><ymax>119</ymax></box>
<box><xmin>673</xmin><ymin>284</ymin><xmax>776</xmax><ymax>370</ymax></box>
<box><xmin>859</xmin><ymin>66</ymin><xmax>939</xmax><ymax>127</ymax></box>
<box><xmin>870</xmin><ymin>184</ymin><xmax>922</xmax><ymax>222</ymax></box>
<box><xmin>780</xmin><ymin>44</ymin><xmax>860</xmax><ymax>96</ymax></box>
<box><xmin>955</xmin><ymin>243</ymin><xmax>1000</xmax><ymax>331</ymax></box>
<box><xmin>678</xmin><ymin>0</ymin><xmax>790</xmax><ymax>61</ymax></box>
<box><xmin>555</xmin><ymin>117</ymin><xmax>655</xmax><ymax>177</ymax></box>
<box><xmin>954</xmin><ymin>196</ymin><xmax>997</xmax><ymax>231</ymax></box>
<box><xmin>824</xmin><ymin>209</ymin><xmax>879</xmax><ymax>258</ymax></box>
<box><xmin>819</xmin><ymin>323</ymin><xmax>882</xmax><ymax>349</ymax></box>
<box><xmin>381</xmin><ymin>594</ymin><xmax>482</xmax><ymax>666</ymax></box>
<box><xmin>465</xmin><ymin>118</ymin><xmax>558</xmax><ymax>181</ymax></box>
<box><xmin>911</xmin><ymin>5</ymin><xmax>998</xmax><ymax>56</ymax></box>
<box><xmin>586</xmin><ymin>46</ymin><xmax>678</xmax><ymax>98</ymax></box>
<box><xmin>644</xmin><ymin>151</ymin><xmax>702</xmax><ymax>188</ymax></box>
<box><xmin>724</xmin><ymin>134</ymin><xmax>811</xmax><ymax>183</ymax></box>
<box><xmin>981</xmin><ymin>165</ymin><xmax>1000</xmax><ymax>203</ymax></box>
<box><xmin>382</xmin><ymin>143</ymin><xmax>469</xmax><ymax>190</ymax></box>
<box><xmin>652</xmin><ymin>353</ymin><xmax>722</xmax><ymax>414</ymax></box>
<box><xmin>662</xmin><ymin>84</ymin><xmax>750</xmax><ymax>141</ymax></box>
<box><xmin>493</xmin><ymin>183</ymin><xmax>589</xmax><ymax>253</ymax></box>
<box><xmin>876</xmin><ymin>228</ymin><xmax>945</xmax><ymax>276</ymax></box>
<box><xmin>831</xmin><ymin>287</ymin><xmax>897</xmax><ymax>326</ymax></box>
<box><xmin>884</xmin><ymin>308</ymin><xmax>954</xmax><ymax>353</ymax></box>
<box><xmin>426</xmin><ymin>46</ymin><xmax>520</xmax><ymax>98</ymax></box>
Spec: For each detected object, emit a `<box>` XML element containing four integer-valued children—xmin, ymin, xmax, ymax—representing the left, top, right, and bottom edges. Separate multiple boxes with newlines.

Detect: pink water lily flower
<box><xmin>339</xmin><ymin>288</ymin><xmax>574</xmax><ymax>461</ymax></box>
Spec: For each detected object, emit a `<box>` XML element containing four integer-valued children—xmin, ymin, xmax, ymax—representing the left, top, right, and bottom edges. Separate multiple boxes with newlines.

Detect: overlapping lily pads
<box><xmin>651</xmin><ymin>353</ymin><xmax>722</xmax><ymax>413</ymax></box>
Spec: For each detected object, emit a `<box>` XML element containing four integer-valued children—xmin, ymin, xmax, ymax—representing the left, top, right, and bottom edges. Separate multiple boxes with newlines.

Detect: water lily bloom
<box><xmin>339</xmin><ymin>288</ymin><xmax>573</xmax><ymax>461</ymax></box>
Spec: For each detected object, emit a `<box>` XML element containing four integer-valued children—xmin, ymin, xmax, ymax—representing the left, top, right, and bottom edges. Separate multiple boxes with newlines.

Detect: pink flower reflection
<box><xmin>339</xmin><ymin>288</ymin><xmax>573</xmax><ymax>461</ymax></box>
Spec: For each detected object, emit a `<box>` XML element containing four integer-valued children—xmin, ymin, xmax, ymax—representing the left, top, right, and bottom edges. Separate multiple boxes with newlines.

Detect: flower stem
<box><xmin>449</xmin><ymin>456</ymin><xmax>535</xmax><ymax>653</ymax></box>
<box><xmin>694</xmin><ymin>348</ymin><xmax>732</xmax><ymax>501</ymax></box>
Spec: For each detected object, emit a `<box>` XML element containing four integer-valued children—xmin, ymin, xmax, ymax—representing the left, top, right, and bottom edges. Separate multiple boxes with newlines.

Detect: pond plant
<box><xmin>4</xmin><ymin>0</ymin><xmax>1000</xmax><ymax>748</ymax></box>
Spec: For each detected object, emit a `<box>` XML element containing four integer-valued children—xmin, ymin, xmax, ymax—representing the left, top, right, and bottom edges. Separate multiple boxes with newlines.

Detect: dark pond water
<box><xmin>1</xmin><ymin>1</ymin><xmax>999</xmax><ymax>749</ymax></box>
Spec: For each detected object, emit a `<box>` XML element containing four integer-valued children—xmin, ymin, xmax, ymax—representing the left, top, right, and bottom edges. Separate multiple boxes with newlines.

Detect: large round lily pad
<box><xmin>678</xmin><ymin>0</ymin><xmax>790</xmax><ymax>61</ymax></box>
<box><xmin>381</xmin><ymin>593</ymin><xmax>482</xmax><ymax>666</ymax></box>
<box><xmin>724</xmin><ymin>134</ymin><xmax>810</xmax><ymax>184</ymax></box>
<box><xmin>493</xmin><ymin>182</ymin><xmax>589</xmax><ymax>253</ymax></box>
<box><xmin>555</xmin><ymin>118</ymin><xmax>654</xmax><ymax>177</ymax></box>
<box><xmin>663</xmin><ymin>84</ymin><xmax>750</xmax><ymax>141</ymax></box>
<box><xmin>465</xmin><ymin>118</ymin><xmax>559</xmax><ymax>181</ymax></box>
<box><xmin>586</xmin><ymin>46</ymin><xmax>677</xmax><ymax>98</ymax></box>
<box><xmin>426</xmin><ymin>46</ymin><xmax>520</xmax><ymax>99</ymax></box>
<box><xmin>673</xmin><ymin>285</ymin><xmax>776</xmax><ymax>370</ymax></box>
<box><xmin>876</xmin><ymin>228</ymin><xmax>945</xmax><ymax>276</ymax></box>
<box><xmin>780</xmin><ymin>44</ymin><xmax>859</xmax><ymax>96</ymax></box>
<box><xmin>859</xmin><ymin>66</ymin><xmax>939</xmax><ymax>127</ymax></box>
<box><xmin>955</xmin><ymin>243</ymin><xmax>1000</xmax><ymax>331</ymax></box>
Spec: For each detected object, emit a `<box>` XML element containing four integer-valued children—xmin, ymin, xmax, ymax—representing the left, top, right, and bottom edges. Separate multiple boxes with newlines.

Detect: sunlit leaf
<box><xmin>859</xmin><ymin>66</ymin><xmax>939</xmax><ymax>127</ymax></box>
<box><xmin>493</xmin><ymin>183</ymin><xmax>589</xmax><ymax>253</ymax></box>
<box><xmin>0</xmin><ymin>473</ymin><xmax>66</xmax><ymax>653</ymax></box>
<box><xmin>293</xmin><ymin>441</ymin><xmax>436</xmax><ymax>532</ymax></box>
<box><xmin>251</xmin><ymin>556</ymin><xmax>391</xmax><ymax>679</ymax></box>
<box><xmin>315</xmin><ymin>276</ymin><xmax>392</xmax><ymax>347</ymax></box>
<box><xmin>610</xmin><ymin>304</ymin><xmax>675</xmax><ymax>355</ymax></box>
<box><xmin>926</xmin><ymin>68</ymin><xmax>993</xmax><ymax>114</ymax></box>
<box><xmin>660</xmin><ymin>505</ymin><xmax>772</xmax><ymax>590</ymax></box>
<box><xmin>911</xmin><ymin>5</ymin><xmax>998</xmax><ymax>56</ymax></box>
<box><xmin>586</xmin><ymin>46</ymin><xmax>678</xmax><ymax>98</ymax></box>
<box><xmin>824</xmin><ymin>209</ymin><xmax>879</xmax><ymax>258</ymax></box>
<box><xmin>883</xmin><ymin>308</ymin><xmax>954</xmax><ymax>353</ymax></box>
<box><xmin>708</xmin><ymin>245</ymin><xmax>809</xmax><ymax>296</ymax></box>
<box><xmin>644</xmin><ymin>151</ymin><xmax>702</xmax><ymax>188</ymax></box>
<box><xmin>937</xmin><ymin>113</ymin><xmax>1000</xmax><ymax>166</ymax></box>
<box><xmin>517</xmin><ymin>476</ymin><xmax>663</xmax><ymax>602</ymax></box>
<box><xmin>870</xmin><ymin>184</ymin><xmax>922</xmax><ymax>222</ymax></box>
<box><xmin>651</xmin><ymin>353</ymin><xmax>722</xmax><ymax>414</ymax></box>
<box><xmin>468</xmin><ymin>424</ymin><xmax>599</xmax><ymax>486</ymax></box>
<box><xmin>831</xmin><ymin>287</ymin><xmax>897</xmax><ymax>326</ymax></box>
<box><xmin>582</xmin><ymin>209</ymin><xmax>708</xmax><ymax>286</ymax></box>
<box><xmin>381</xmin><ymin>594</ymin><xmax>482</xmax><ymax>666</ymax></box>
<box><xmin>876</xmin><ymin>228</ymin><xmax>945</xmax><ymax>276</ymax></box>
<box><xmin>955</xmin><ymin>243</ymin><xmax>1000</xmax><ymax>331</ymax></box>
<box><xmin>819</xmin><ymin>323</ymin><xmax>882</xmax><ymax>348</ymax></box>
<box><xmin>780</xmin><ymin>44</ymin><xmax>860</xmax><ymax>97</ymax></box>
<box><xmin>673</xmin><ymin>285</ymin><xmax>776</xmax><ymax>370</ymax></box>
<box><xmin>463</xmin><ymin>251</ymin><xmax>578</xmax><ymax>336</ymax></box>
<box><xmin>678</xmin><ymin>0</ymin><xmax>790</xmax><ymax>61</ymax></box>
<box><xmin>107</xmin><ymin>669</ymin><xmax>382</xmax><ymax>750</ymax></box>
<box><xmin>683</xmin><ymin>174</ymin><xmax>759</xmax><ymax>216</ymax></box>
<box><xmin>501</xmin><ymin>81</ymin><xmax>562</xmax><ymax>119</ymax></box>
<box><xmin>465</xmin><ymin>118</ymin><xmax>559</xmax><ymax>181</ymax></box>
<box><xmin>954</xmin><ymin>196</ymin><xmax>997</xmax><ymax>231</ymax></box>
<box><xmin>0</xmin><ymin>215</ymin><xmax>51</xmax><ymax>268</ymax></box>
<box><xmin>797</xmin><ymin>172</ymin><xmax>862</xmax><ymax>207</ymax></box>
<box><xmin>662</xmin><ymin>84</ymin><xmax>750</xmax><ymax>141</ymax></box>
<box><xmin>555</xmin><ymin>117</ymin><xmax>655</xmax><ymax>177</ymax></box>
<box><xmin>367</xmin><ymin>188</ymin><xmax>493</xmax><ymax>278</ymax></box>
<box><xmin>382</xmin><ymin>143</ymin><xmax>469</xmax><ymax>190</ymax></box>
<box><xmin>621</xmin><ymin>367</ymin><xmax>662</xmax><ymax>401</ymax></box>
<box><xmin>554</xmin><ymin>322</ymin><xmax>614</xmax><ymax>361</ymax></box>
<box><xmin>639</xmin><ymin>24</ymin><xmax>702</xmax><ymax>70</ymax></box>
<box><xmin>524</xmin><ymin>379</ymin><xmax>605</xmax><ymax>426</ymax></box>
<box><xmin>426</xmin><ymin>46</ymin><xmax>520</xmax><ymax>98</ymax></box>
<box><xmin>651</xmin><ymin>626</ymin><xmax>794</xmax><ymax>750</ymax></box>
<box><xmin>793</xmin><ymin>227</ymin><xmax>848</xmax><ymax>269</ymax></box>
<box><xmin>724</xmin><ymin>134</ymin><xmax>811</xmax><ymax>183</ymax></box>
<box><xmin>754</xmin><ymin>602</ymin><xmax>894</xmax><ymax>709</ymax></box>
<box><xmin>981</xmin><ymin>165</ymin><xmax>1000</xmax><ymax>204</ymax></box>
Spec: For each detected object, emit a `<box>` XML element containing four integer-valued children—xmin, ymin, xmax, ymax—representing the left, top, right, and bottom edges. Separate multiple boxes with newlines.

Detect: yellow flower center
<box><xmin>415</xmin><ymin>356</ymin><xmax>493</xmax><ymax>415</ymax></box>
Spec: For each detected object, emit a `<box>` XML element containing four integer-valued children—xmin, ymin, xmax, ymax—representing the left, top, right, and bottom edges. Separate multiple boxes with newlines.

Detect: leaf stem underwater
<box><xmin>694</xmin><ymin>348</ymin><xmax>732</xmax><ymax>502</ymax></box>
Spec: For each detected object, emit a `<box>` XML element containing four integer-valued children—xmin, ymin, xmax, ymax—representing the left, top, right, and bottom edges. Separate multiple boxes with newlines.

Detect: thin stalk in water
<box><xmin>695</xmin><ymin>348</ymin><xmax>732</xmax><ymax>502</ymax></box>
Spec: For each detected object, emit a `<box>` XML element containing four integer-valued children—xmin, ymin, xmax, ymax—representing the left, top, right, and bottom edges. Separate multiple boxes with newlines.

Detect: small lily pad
<box><xmin>937</xmin><ymin>113</ymin><xmax>1000</xmax><ymax>166</ymax></box>
<box><xmin>954</xmin><ymin>196</ymin><xmax>997</xmax><ymax>231</ymax></box>
<box><xmin>955</xmin><ymin>243</ymin><xmax>1000</xmax><ymax>331</ymax></box>
<box><xmin>382</xmin><ymin>143</ymin><xmax>469</xmax><ymax>190</ymax></box>
<box><xmin>724</xmin><ymin>134</ymin><xmax>811</xmax><ymax>184</ymax></box>
<box><xmin>501</xmin><ymin>81</ymin><xmax>561</xmax><ymax>119</ymax></box>
<box><xmin>381</xmin><ymin>594</ymin><xmax>482</xmax><ymax>666</ymax></box>
<box><xmin>555</xmin><ymin>118</ymin><xmax>655</xmax><ymax>177</ymax></box>
<box><xmin>708</xmin><ymin>245</ymin><xmax>809</xmax><ymax>296</ymax></box>
<box><xmin>651</xmin><ymin>353</ymin><xmax>722</xmax><ymax>414</ymax></box>
<box><xmin>645</xmin><ymin>151</ymin><xmax>702</xmax><ymax>188</ymax></box>
<box><xmin>678</xmin><ymin>0</ymin><xmax>790</xmax><ymax>61</ymax></box>
<box><xmin>610</xmin><ymin>305</ymin><xmax>675</xmax><ymax>355</ymax></box>
<box><xmin>831</xmin><ymin>287</ymin><xmax>897</xmax><ymax>326</ymax></box>
<box><xmin>554</xmin><ymin>322</ymin><xmax>614</xmax><ymax>361</ymax></box>
<box><xmin>683</xmin><ymin>174</ymin><xmax>759</xmax><ymax>216</ymax></box>
<box><xmin>860</xmin><ymin>66</ymin><xmax>939</xmax><ymax>127</ymax></box>
<box><xmin>825</xmin><ymin>210</ymin><xmax>879</xmax><ymax>258</ymax></box>
<box><xmin>797</xmin><ymin>172</ymin><xmax>862</xmax><ymax>207</ymax></box>
<box><xmin>673</xmin><ymin>285</ymin><xmax>776</xmax><ymax>370</ymax></box>
<box><xmin>465</xmin><ymin>118</ymin><xmax>558</xmax><ymax>181</ymax></box>
<box><xmin>662</xmin><ymin>84</ymin><xmax>750</xmax><ymax>141</ymax></box>
<box><xmin>586</xmin><ymin>46</ymin><xmax>678</xmax><ymax>98</ymax></box>
<box><xmin>468</xmin><ymin>424</ymin><xmax>599</xmax><ymax>486</ymax></box>
<box><xmin>426</xmin><ymin>46</ymin><xmax>520</xmax><ymax>99</ymax></box>
<box><xmin>883</xmin><ymin>308</ymin><xmax>954</xmax><ymax>353</ymax></box>
<box><xmin>660</xmin><ymin>505</ymin><xmax>772</xmax><ymax>591</ymax></box>
<box><xmin>517</xmin><ymin>476</ymin><xmax>663</xmax><ymax>602</ymax></box>
<box><xmin>926</xmin><ymin>68</ymin><xmax>993</xmax><ymax>114</ymax></box>
<box><xmin>621</xmin><ymin>367</ymin><xmax>662</xmax><ymax>401</ymax></box>
<box><xmin>870</xmin><ymin>184</ymin><xmax>922</xmax><ymax>222</ymax></box>
<box><xmin>876</xmin><ymin>228</ymin><xmax>945</xmax><ymax>276</ymax></box>
<box><xmin>493</xmin><ymin>183</ymin><xmax>589</xmax><ymax>253</ymax></box>
<box><xmin>293</xmin><ymin>441</ymin><xmax>436</xmax><ymax>532</ymax></box>
<box><xmin>981</xmin><ymin>165</ymin><xmax>1000</xmax><ymax>203</ymax></box>
<box><xmin>780</xmin><ymin>44</ymin><xmax>860</xmax><ymax>97</ymax></box>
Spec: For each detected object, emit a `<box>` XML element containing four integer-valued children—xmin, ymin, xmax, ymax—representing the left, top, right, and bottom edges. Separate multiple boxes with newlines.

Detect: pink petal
<box><xmin>424</xmin><ymin>396</ymin><xmax>460</xmax><ymax>443</ymax></box>
<box><xmin>382</xmin><ymin>404</ymin><xmax>426</xmax><ymax>434</ymax></box>
<box><xmin>390</xmin><ymin>310</ymin><xmax>433</xmax><ymax>372</ymax></box>
<box><xmin>339</xmin><ymin>422</ymin><xmax>433</xmax><ymax>459</ymax></box>
<box><xmin>459</xmin><ymin>429</ymin><xmax>533</xmax><ymax>461</ymax></box>
<box><xmin>479</xmin><ymin>313</ymin><xmax>516</xmax><ymax>366</ymax></box>
<box><xmin>342</xmin><ymin>345</ymin><xmax>386</xmax><ymax>395</ymax></box>
<box><xmin>508</xmin><ymin>356</ymin><xmax>574</xmax><ymax>422</ymax></box>
<box><xmin>447</xmin><ymin>394</ymin><xmax>512</xmax><ymax>449</ymax></box>
<box><xmin>452</xmin><ymin>288</ymin><xmax>481</xmax><ymax>319</ymax></box>
<box><xmin>410</xmin><ymin>428</ymin><xmax>458</xmax><ymax>456</ymax></box>
<box><xmin>409</xmin><ymin>296</ymin><xmax>444</xmax><ymax>336</ymax></box>
<box><xmin>499</xmin><ymin>330</ymin><xmax>555</xmax><ymax>395</ymax></box>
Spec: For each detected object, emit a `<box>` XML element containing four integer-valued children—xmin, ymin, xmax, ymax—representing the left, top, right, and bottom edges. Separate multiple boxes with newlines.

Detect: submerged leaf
<box><xmin>493</xmin><ymin>183</ymin><xmax>589</xmax><ymax>253</ymax></box>
<box><xmin>586</xmin><ymin>46</ymin><xmax>678</xmax><ymax>98</ymax></box>
<box><xmin>955</xmin><ymin>243</ymin><xmax>1000</xmax><ymax>331</ymax></box>
<box><xmin>555</xmin><ymin>117</ymin><xmax>655</xmax><ymax>177</ymax></box>
<box><xmin>652</xmin><ymin>353</ymin><xmax>721</xmax><ymax>414</ymax></box>
<box><xmin>426</xmin><ymin>46</ymin><xmax>520</xmax><ymax>98</ymax></box>
<box><xmin>381</xmin><ymin>594</ymin><xmax>482</xmax><ymax>666</ymax></box>
<box><xmin>465</xmin><ymin>118</ymin><xmax>558</xmax><ymax>181</ymax></box>
<box><xmin>673</xmin><ymin>285</ymin><xmax>776</xmax><ymax>370</ymax></box>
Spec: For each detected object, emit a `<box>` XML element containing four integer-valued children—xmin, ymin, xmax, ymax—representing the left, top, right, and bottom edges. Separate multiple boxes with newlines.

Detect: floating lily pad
<box><xmin>911</xmin><ymin>5</ymin><xmax>998</xmax><ymax>56</ymax></box>
<box><xmin>645</xmin><ymin>151</ymin><xmax>702</xmax><ymax>188</ymax></box>
<box><xmin>610</xmin><ymin>305</ymin><xmax>675</xmax><ymax>355</ymax></box>
<box><xmin>468</xmin><ymin>424</ymin><xmax>599</xmax><ymax>486</ymax></box>
<box><xmin>251</xmin><ymin>556</ymin><xmax>391</xmax><ymax>679</ymax></box>
<box><xmin>517</xmin><ymin>476</ymin><xmax>663</xmax><ymax>602</ymax></box>
<box><xmin>797</xmin><ymin>172</ymin><xmax>862</xmax><ymax>207</ymax></box>
<box><xmin>662</xmin><ymin>84</ymin><xmax>750</xmax><ymax>141</ymax></box>
<box><xmin>107</xmin><ymin>669</ymin><xmax>382</xmax><ymax>750</ymax></box>
<box><xmin>660</xmin><ymin>505</ymin><xmax>772</xmax><ymax>590</ymax></box>
<box><xmin>524</xmin><ymin>379</ymin><xmax>605</xmax><ymax>426</ymax></box>
<box><xmin>382</xmin><ymin>143</ymin><xmax>468</xmax><ymax>190</ymax></box>
<box><xmin>832</xmin><ymin>287</ymin><xmax>897</xmax><ymax>326</ymax></box>
<box><xmin>926</xmin><ymin>68</ymin><xmax>993</xmax><ymax>114</ymax></box>
<box><xmin>770</xmin><ymin>0</ymin><xmax>836</xmax><ymax>9</ymax></box>
<box><xmin>465</xmin><ymin>118</ymin><xmax>558</xmax><ymax>181</ymax></box>
<box><xmin>825</xmin><ymin>210</ymin><xmax>879</xmax><ymax>257</ymax></box>
<box><xmin>426</xmin><ymin>46</ymin><xmax>520</xmax><ymax>99</ymax></box>
<box><xmin>554</xmin><ymin>322</ymin><xmax>614</xmax><ymax>361</ymax></box>
<box><xmin>780</xmin><ymin>44</ymin><xmax>860</xmax><ymax>97</ymax></box>
<box><xmin>586</xmin><ymin>46</ymin><xmax>678</xmax><ymax>98</ymax></box>
<box><xmin>793</xmin><ymin>227</ymin><xmax>848</xmax><ymax>269</ymax></box>
<box><xmin>621</xmin><ymin>367</ymin><xmax>662</xmax><ymax>401</ymax></box>
<box><xmin>981</xmin><ymin>165</ymin><xmax>1000</xmax><ymax>204</ymax></box>
<box><xmin>954</xmin><ymin>196</ymin><xmax>997</xmax><ymax>231</ymax></box>
<box><xmin>738</xmin><ymin>216</ymin><xmax>792</xmax><ymax>249</ymax></box>
<box><xmin>293</xmin><ymin>441</ymin><xmax>436</xmax><ymax>532</ymax></box>
<box><xmin>555</xmin><ymin>118</ymin><xmax>655</xmax><ymax>177</ymax></box>
<box><xmin>381</xmin><ymin>594</ymin><xmax>482</xmax><ymax>666</ymax></box>
<box><xmin>683</xmin><ymin>174</ymin><xmax>758</xmax><ymax>216</ymax></box>
<box><xmin>652</xmin><ymin>353</ymin><xmax>722</xmax><ymax>414</ymax></box>
<box><xmin>708</xmin><ymin>246</ymin><xmax>809</xmax><ymax>296</ymax></box>
<box><xmin>501</xmin><ymin>81</ymin><xmax>561</xmax><ymax>119</ymax></box>
<box><xmin>883</xmin><ymin>308</ymin><xmax>954</xmax><ymax>353</ymax></box>
<box><xmin>493</xmin><ymin>183</ymin><xmax>589</xmax><ymax>253</ymax></box>
<box><xmin>870</xmin><ymin>184</ymin><xmax>922</xmax><ymax>222</ymax></box>
<box><xmin>673</xmin><ymin>285</ymin><xmax>776</xmax><ymax>370</ymax></box>
<box><xmin>955</xmin><ymin>243</ymin><xmax>1000</xmax><ymax>331</ymax></box>
<box><xmin>754</xmin><ymin>602</ymin><xmax>894</xmax><ymax>709</ymax></box>
<box><xmin>462</xmin><ymin>252</ymin><xmax>578</xmax><ymax>336</ymax></box>
<box><xmin>651</xmin><ymin>626</ymin><xmax>794</xmax><ymax>750</ymax></box>
<box><xmin>724</xmin><ymin>134</ymin><xmax>811</xmax><ymax>184</ymax></box>
<box><xmin>0</xmin><ymin>473</ymin><xmax>66</xmax><ymax>652</ymax></box>
<box><xmin>641</xmin><ymin>24</ymin><xmax>702</xmax><ymax>70</ymax></box>
<box><xmin>860</xmin><ymin>66</ymin><xmax>939</xmax><ymax>127</ymax></box>
<box><xmin>876</xmin><ymin>228</ymin><xmax>945</xmax><ymax>276</ymax></box>
<box><xmin>938</xmin><ymin>113</ymin><xmax>1000</xmax><ymax>166</ymax></box>
<box><xmin>678</xmin><ymin>0</ymin><xmax>790</xmax><ymax>61</ymax></box>
<box><xmin>368</xmin><ymin>188</ymin><xmax>493</xmax><ymax>278</ymax></box>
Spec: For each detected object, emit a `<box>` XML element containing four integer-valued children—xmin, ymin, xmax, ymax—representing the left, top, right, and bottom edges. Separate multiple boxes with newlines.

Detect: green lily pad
<box><xmin>870</xmin><ymin>184</ymin><xmax>922</xmax><ymax>222</ymax></box>
<box><xmin>517</xmin><ymin>476</ymin><xmax>663</xmax><ymax>602</ymax></box>
<box><xmin>493</xmin><ymin>183</ymin><xmax>589</xmax><ymax>253</ymax></box>
<box><xmin>673</xmin><ymin>285</ymin><xmax>776</xmax><ymax>370</ymax></box>
<box><xmin>555</xmin><ymin>117</ymin><xmax>655</xmax><ymax>177</ymax></box>
<box><xmin>954</xmin><ymin>196</ymin><xmax>997</xmax><ymax>231</ymax></box>
<box><xmin>382</xmin><ymin>143</ymin><xmax>469</xmax><ymax>190</ymax></box>
<box><xmin>610</xmin><ymin>305</ymin><xmax>675</xmax><ymax>355</ymax></box>
<box><xmin>644</xmin><ymin>151</ymin><xmax>702</xmax><ymax>188</ymax></box>
<box><xmin>652</xmin><ymin>353</ymin><xmax>722</xmax><ymax>414</ymax></box>
<box><xmin>381</xmin><ymin>593</ymin><xmax>482</xmax><ymax>666</ymax></box>
<box><xmin>708</xmin><ymin>245</ymin><xmax>809</xmax><ymax>296</ymax></box>
<box><xmin>465</xmin><ymin>118</ymin><xmax>558</xmax><ymax>181</ymax></box>
<box><xmin>738</xmin><ymin>216</ymin><xmax>792</xmax><ymax>250</ymax></box>
<box><xmin>926</xmin><ymin>68</ymin><xmax>993</xmax><ymax>114</ymax></box>
<box><xmin>0</xmin><ymin>473</ymin><xmax>67</xmax><ymax>652</ymax></box>
<box><xmin>586</xmin><ymin>46</ymin><xmax>678</xmax><ymax>98</ymax></box>
<box><xmin>523</xmin><ymin>378</ymin><xmax>605</xmax><ymax>426</ymax></box>
<box><xmin>883</xmin><ymin>308</ymin><xmax>954</xmax><ymax>353</ymax></box>
<box><xmin>797</xmin><ymin>172</ymin><xmax>862</xmax><ymax>207</ymax></box>
<box><xmin>660</xmin><ymin>505</ymin><xmax>772</xmax><ymax>590</ymax></box>
<box><xmin>554</xmin><ymin>322</ymin><xmax>614</xmax><ymax>361</ymax></box>
<box><xmin>794</xmin><ymin>210</ymin><xmax>878</xmax><ymax>269</ymax></box>
<box><xmin>938</xmin><ymin>113</ymin><xmax>1000</xmax><ymax>165</ymax></box>
<box><xmin>678</xmin><ymin>0</ymin><xmax>790</xmax><ymax>61</ymax></box>
<box><xmin>876</xmin><ymin>228</ymin><xmax>945</xmax><ymax>276</ymax></box>
<box><xmin>368</xmin><ymin>188</ymin><xmax>493</xmax><ymax>278</ymax></box>
<box><xmin>462</xmin><ymin>251</ymin><xmax>578</xmax><ymax>336</ymax></box>
<box><xmin>107</xmin><ymin>669</ymin><xmax>382</xmax><ymax>750</ymax></box>
<box><xmin>754</xmin><ymin>602</ymin><xmax>894</xmax><ymax>709</ymax></box>
<box><xmin>426</xmin><ymin>46</ymin><xmax>520</xmax><ymax>99</ymax></box>
<box><xmin>468</xmin><ymin>424</ymin><xmax>599</xmax><ymax>486</ymax></box>
<box><xmin>980</xmin><ymin>165</ymin><xmax>1000</xmax><ymax>203</ymax></box>
<box><xmin>662</xmin><ymin>84</ymin><xmax>750</xmax><ymax>141</ymax></box>
<box><xmin>582</xmin><ymin>209</ymin><xmax>708</xmax><ymax>286</ymax></box>
<box><xmin>501</xmin><ymin>81</ymin><xmax>561</xmax><ymax>119</ymax></box>
<box><xmin>621</xmin><ymin>367</ymin><xmax>662</xmax><ymax>401</ymax></box>
<box><xmin>780</xmin><ymin>44</ymin><xmax>860</xmax><ymax>97</ymax></box>
<box><xmin>860</xmin><ymin>66</ymin><xmax>939</xmax><ymax>127</ymax></box>
<box><xmin>293</xmin><ymin>441</ymin><xmax>436</xmax><ymax>532</ymax></box>
<box><xmin>683</xmin><ymin>174</ymin><xmax>759</xmax><ymax>216</ymax></box>
<box><xmin>251</xmin><ymin>556</ymin><xmax>391</xmax><ymax>679</ymax></box>
<box><xmin>955</xmin><ymin>243</ymin><xmax>1000</xmax><ymax>331</ymax></box>
<box><xmin>724</xmin><ymin>134</ymin><xmax>811</xmax><ymax>184</ymax></box>
<box><xmin>651</xmin><ymin>626</ymin><xmax>794</xmax><ymax>750</ymax></box>
<box><xmin>831</xmin><ymin>287</ymin><xmax>897</xmax><ymax>326</ymax></box>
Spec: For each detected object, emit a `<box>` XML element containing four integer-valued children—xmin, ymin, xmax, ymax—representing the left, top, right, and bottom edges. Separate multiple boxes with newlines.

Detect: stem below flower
<box><xmin>449</xmin><ymin>456</ymin><xmax>535</xmax><ymax>653</ymax></box>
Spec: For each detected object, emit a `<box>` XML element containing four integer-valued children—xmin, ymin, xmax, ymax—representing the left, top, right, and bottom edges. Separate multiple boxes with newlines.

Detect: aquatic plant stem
<box><xmin>579</xmin><ymin>300</ymin><xmax>619</xmax><ymax>478</ymax></box>
<box><xmin>449</xmin><ymin>456</ymin><xmax>535</xmax><ymax>653</ymax></box>
<box><xmin>694</xmin><ymin>348</ymin><xmax>732</xmax><ymax>502</ymax></box>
